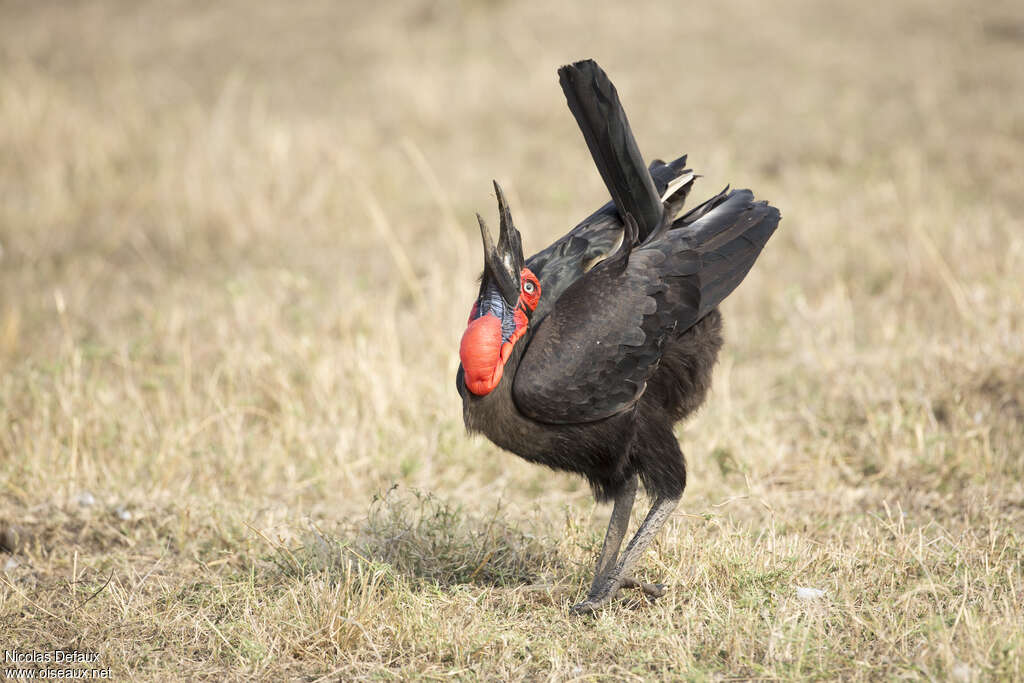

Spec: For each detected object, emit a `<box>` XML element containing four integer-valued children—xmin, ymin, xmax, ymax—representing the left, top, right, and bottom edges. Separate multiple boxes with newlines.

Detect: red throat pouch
<box><xmin>460</xmin><ymin>314</ymin><xmax>504</xmax><ymax>395</ymax></box>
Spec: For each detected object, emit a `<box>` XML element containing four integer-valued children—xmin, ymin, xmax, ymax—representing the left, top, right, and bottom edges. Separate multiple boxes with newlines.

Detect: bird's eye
<box><xmin>523</xmin><ymin>281</ymin><xmax>535</xmax><ymax>294</ymax></box>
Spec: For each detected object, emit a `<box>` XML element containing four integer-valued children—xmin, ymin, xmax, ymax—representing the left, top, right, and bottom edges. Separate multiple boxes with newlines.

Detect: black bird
<box><xmin>456</xmin><ymin>60</ymin><xmax>780</xmax><ymax>614</ymax></box>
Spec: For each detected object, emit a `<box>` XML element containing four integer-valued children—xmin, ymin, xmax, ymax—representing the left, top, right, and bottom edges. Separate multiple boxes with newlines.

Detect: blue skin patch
<box><xmin>476</xmin><ymin>283</ymin><xmax>517</xmax><ymax>343</ymax></box>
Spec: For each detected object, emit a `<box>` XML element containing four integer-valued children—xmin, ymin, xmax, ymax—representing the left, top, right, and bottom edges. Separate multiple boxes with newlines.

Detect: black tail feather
<box><xmin>559</xmin><ymin>60</ymin><xmax>663</xmax><ymax>242</ymax></box>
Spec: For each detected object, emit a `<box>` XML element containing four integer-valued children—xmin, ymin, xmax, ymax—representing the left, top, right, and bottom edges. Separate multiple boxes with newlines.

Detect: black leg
<box><xmin>588</xmin><ymin>475</ymin><xmax>637</xmax><ymax>594</ymax></box>
<box><xmin>571</xmin><ymin>494</ymin><xmax>679</xmax><ymax>614</ymax></box>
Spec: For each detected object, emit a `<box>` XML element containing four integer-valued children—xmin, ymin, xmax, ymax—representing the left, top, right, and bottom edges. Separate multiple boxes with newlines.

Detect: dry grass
<box><xmin>1</xmin><ymin>0</ymin><xmax>1023</xmax><ymax>679</ymax></box>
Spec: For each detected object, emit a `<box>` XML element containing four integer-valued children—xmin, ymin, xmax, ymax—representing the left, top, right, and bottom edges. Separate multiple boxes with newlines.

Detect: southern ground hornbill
<box><xmin>455</xmin><ymin>60</ymin><xmax>781</xmax><ymax>614</ymax></box>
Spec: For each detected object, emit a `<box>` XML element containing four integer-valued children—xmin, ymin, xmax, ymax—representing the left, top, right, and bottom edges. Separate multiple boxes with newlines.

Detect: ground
<box><xmin>1</xmin><ymin>0</ymin><xmax>1023</xmax><ymax>679</ymax></box>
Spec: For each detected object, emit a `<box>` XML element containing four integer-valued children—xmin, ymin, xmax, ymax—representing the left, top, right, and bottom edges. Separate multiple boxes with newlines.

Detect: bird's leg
<box><xmin>588</xmin><ymin>475</ymin><xmax>637</xmax><ymax>594</ymax></box>
<box><xmin>571</xmin><ymin>494</ymin><xmax>680</xmax><ymax>614</ymax></box>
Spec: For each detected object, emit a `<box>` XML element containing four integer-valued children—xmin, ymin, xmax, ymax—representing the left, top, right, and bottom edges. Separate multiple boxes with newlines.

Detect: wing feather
<box><xmin>512</xmin><ymin>190</ymin><xmax>780</xmax><ymax>424</ymax></box>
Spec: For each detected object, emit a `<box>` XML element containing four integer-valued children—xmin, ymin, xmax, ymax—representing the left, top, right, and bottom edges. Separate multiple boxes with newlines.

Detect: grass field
<box><xmin>1</xmin><ymin>0</ymin><xmax>1023</xmax><ymax>679</ymax></box>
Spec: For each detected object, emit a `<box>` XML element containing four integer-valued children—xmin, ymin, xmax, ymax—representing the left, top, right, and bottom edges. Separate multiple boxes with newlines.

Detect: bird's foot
<box><xmin>569</xmin><ymin>596</ymin><xmax>605</xmax><ymax>615</ymax></box>
<box><xmin>569</xmin><ymin>576</ymin><xmax>667</xmax><ymax>615</ymax></box>
<box><xmin>570</xmin><ymin>575</ymin><xmax>619</xmax><ymax>615</ymax></box>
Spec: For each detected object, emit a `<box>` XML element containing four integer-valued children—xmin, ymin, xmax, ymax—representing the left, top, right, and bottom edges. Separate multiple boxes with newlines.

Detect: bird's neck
<box><xmin>462</xmin><ymin>331</ymin><xmax>553</xmax><ymax>457</ymax></box>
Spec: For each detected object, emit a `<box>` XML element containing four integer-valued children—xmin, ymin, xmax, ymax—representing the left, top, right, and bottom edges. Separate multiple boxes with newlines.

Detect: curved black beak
<box><xmin>476</xmin><ymin>181</ymin><xmax>524</xmax><ymax>306</ymax></box>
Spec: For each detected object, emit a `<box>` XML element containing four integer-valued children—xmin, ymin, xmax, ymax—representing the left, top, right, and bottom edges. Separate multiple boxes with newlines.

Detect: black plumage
<box><xmin>558</xmin><ymin>62</ymin><xmax>664</xmax><ymax>240</ymax></box>
<box><xmin>456</xmin><ymin>60</ymin><xmax>780</xmax><ymax>613</ymax></box>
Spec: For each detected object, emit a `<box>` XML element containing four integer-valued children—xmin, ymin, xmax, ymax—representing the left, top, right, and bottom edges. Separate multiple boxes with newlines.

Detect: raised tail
<box><xmin>558</xmin><ymin>60</ymin><xmax>663</xmax><ymax>241</ymax></box>
<box><xmin>674</xmin><ymin>188</ymin><xmax>781</xmax><ymax>319</ymax></box>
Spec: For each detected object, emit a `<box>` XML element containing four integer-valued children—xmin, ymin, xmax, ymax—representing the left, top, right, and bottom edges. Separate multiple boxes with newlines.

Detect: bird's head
<box><xmin>459</xmin><ymin>182</ymin><xmax>541</xmax><ymax>397</ymax></box>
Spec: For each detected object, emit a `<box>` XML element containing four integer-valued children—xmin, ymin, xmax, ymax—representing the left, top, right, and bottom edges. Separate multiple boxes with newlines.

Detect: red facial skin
<box><xmin>460</xmin><ymin>268</ymin><xmax>540</xmax><ymax>396</ymax></box>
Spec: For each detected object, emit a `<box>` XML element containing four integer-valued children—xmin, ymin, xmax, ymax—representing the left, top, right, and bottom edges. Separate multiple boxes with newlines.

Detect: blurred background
<box><xmin>0</xmin><ymin>0</ymin><xmax>1022</xmax><ymax>677</ymax></box>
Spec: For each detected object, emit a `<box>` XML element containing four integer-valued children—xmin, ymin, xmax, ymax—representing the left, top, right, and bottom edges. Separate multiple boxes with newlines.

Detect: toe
<box><xmin>641</xmin><ymin>582</ymin><xmax>666</xmax><ymax>599</ymax></box>
<box><xmin>621</xmin><ymin>577</ymin><xmax>667</xmax><ymax>599</ymax></box>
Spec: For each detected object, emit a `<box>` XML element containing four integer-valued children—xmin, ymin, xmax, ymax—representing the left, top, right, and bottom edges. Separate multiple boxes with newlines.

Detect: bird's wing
<box><xmin>513</xmin><ymin>226</ymin><xmax>700</xmax><ymax>425</ymax></box>
<box><xmin>513</xmin><ymin>190</ymin><xmax>780</xmax><ymax>425</ymax></box>
<box><xmin>672</xmin><ymin>189</ymin><xmax>781</xmax><ymax>320</ymax></box>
